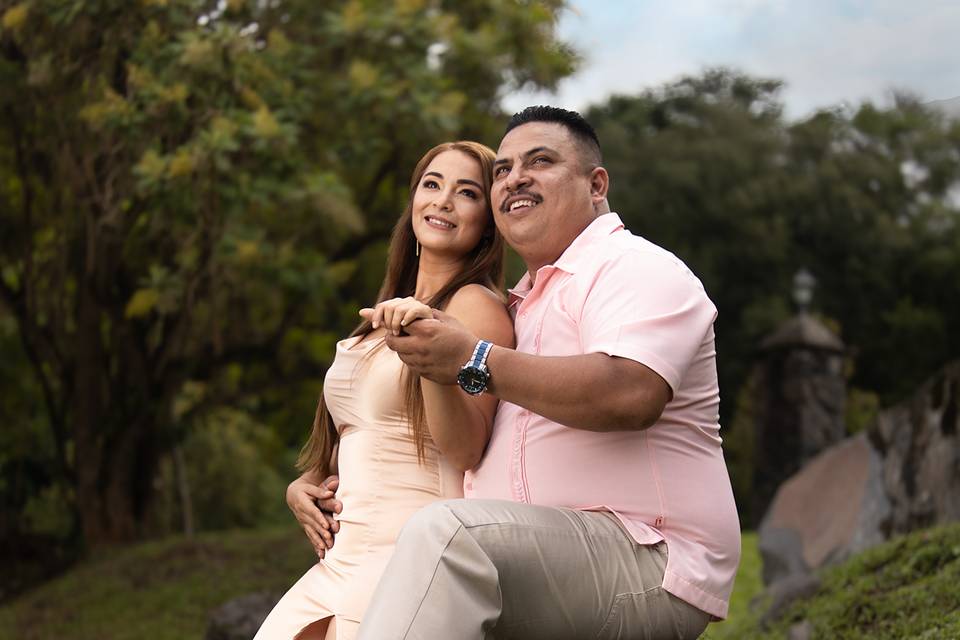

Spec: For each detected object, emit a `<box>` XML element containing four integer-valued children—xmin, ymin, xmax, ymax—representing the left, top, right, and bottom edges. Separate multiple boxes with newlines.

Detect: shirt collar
<box><xmin>507</xmin><ymin>212</ymin><xmax>625</xmax><ymax>307</ymax></box>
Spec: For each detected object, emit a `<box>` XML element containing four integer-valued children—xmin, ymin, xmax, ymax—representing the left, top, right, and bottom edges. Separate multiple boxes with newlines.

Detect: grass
<box><xmin>2</xmin><ymin>523</ymin><xmax>958</xmax><ymax>639</ymax></box>
<box><xmin>0</xmin><ymin>524</ymin><xmax>316</xmax><ymax>640</ymax></box>
<box><xmin>710</xmin><ymin>523</ymin><xmax>960</xmax><ymax>639</ymax></box>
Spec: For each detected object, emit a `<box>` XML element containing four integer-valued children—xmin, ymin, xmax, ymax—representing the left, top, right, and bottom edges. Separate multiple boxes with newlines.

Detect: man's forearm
<box><xmin>485</xmin><ymin>347</ymin><xmax>668</xmax><ymax>432</ymax></box>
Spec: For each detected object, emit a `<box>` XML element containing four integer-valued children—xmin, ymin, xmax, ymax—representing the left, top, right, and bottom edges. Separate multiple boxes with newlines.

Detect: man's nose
<box><xmin>504</xmin><ymin>165</ymin><xmax>530</xmax><ymax>192</ymax></box>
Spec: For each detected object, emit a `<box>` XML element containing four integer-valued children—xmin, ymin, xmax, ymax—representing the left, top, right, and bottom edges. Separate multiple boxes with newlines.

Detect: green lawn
<box><xmin>2</xmin><ymin>524</ymin><xmax>958</xmax><ymax>639</ymax></box>
<box><xmin>0</xmin><ymin>525</ymin><xmax>316</xmax><ymax>640</ymax></box>
<box><xmin>709</xmin><ymin>523</ymin><xmax>960</xmax><ymax>639</ymax></box>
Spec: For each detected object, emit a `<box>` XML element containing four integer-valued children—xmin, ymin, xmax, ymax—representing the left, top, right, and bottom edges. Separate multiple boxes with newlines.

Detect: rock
<box><xmin>869</xmin><ymin>361</ymin><xmax>960</xmax><ymax>536</ymax></box>
<box><xmin>757</xmin><ymin>360</ymin><xmax>960</xmax><ymax>597</ymax></box>
<box><xmin>787</xmin><ymin>619</ymin><xmax>814</xmax><ymax>640</ymax></box>
<box><xmin>206</xmin><ymin>591</ymin><xmax>282</xmax><ymax>640</ymax></box>
<box><xmin>760</xmin><ymin>573</ymin><xmax>821</xmax><ymax>626</ymax></box>
<box><xmin>758</xmin><ymin>432</ymin><xmax>890</xmax><ymax>585</ymax></box>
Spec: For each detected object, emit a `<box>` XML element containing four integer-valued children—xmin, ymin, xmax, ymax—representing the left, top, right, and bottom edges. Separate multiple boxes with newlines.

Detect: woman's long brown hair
<box><xmin>297</xmin><ymin>141</ymin><xmax>503</xmax><ymax>477</ymax></box>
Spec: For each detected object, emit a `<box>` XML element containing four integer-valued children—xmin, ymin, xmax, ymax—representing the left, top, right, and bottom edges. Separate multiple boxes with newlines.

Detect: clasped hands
<box><xmin>359</xmin><ymin>296</ymin><xmax>477</xmax><ymax>385</ymax></box>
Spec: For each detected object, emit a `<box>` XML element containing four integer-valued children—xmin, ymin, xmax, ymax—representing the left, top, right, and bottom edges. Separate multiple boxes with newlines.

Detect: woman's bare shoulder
<box><xmin>445</xmin><ymin>284</ymin><xmax>514</xmax><ymax>347</ymax></box>
<box><xmin>447</xmin><ymin>283</ymin><xmax>506</xmax><ymax>308</ymax></box>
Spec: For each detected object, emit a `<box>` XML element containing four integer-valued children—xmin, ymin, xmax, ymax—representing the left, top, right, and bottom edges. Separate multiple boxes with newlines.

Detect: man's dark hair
<box><xmin>505</xmin><ymin>106</ymin><xmax>602</xmax><ymax>169</ymax></box>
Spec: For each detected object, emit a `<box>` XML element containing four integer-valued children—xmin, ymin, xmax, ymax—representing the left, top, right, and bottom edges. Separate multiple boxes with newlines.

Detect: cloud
<box><xmin>502</xmin><ymin>1</ymin><xmax>960</xmax><ymax>120</ymax></box>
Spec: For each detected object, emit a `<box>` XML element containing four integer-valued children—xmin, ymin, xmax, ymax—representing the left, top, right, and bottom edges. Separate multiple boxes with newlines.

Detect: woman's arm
<box><xmin>420</xmin><ymin>285</ymin><xmax>514</xmax><ymax>471</ymax></box>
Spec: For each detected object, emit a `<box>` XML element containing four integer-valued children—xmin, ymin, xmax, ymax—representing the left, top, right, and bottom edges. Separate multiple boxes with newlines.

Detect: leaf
<box><xmin>167</xmin><ymin>146</ymin><xmax>198</xmax><ymax>178</ymax></box>
<box><xmin>133</xmin><ymin>149</ymin><xmax>167</xmax><ymax>185</ymax></box>
<box><xmin>252</xmin><ymin>106</ymin><xmax>281</xmax><ymax>139</ymax></box>
<box><xmin>179</xmin><ymin>34</ymin><xmax>215</xmax><ymax>69</ymax></box>
<box><xmin>348</xmin><ymin>60</ymin><xmax>378</xmax><ymax>91</ymax></box>
<box><xmin>125</xmin><ymin>288</ymin><xmax>160</xmax><ymax>318</ymax></box>
<box><xmin>1</xmin><ymin>3</ymin><xmax>29</xmax><ymax>32</ymax></box>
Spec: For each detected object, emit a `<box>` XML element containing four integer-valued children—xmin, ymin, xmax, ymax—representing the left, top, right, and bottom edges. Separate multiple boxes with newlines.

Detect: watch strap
<box><xmin>467</xmin><ymin>339</ymin><xmax>493</xmax><ymax>370</ymax></box>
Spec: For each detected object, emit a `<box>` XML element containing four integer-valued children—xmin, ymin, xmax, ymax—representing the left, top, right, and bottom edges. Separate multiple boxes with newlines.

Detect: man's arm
<box><xmin>384</xmin><ymin>314</ymin><xmax>670</xmax><ymax>433</ymax></box>
<box><xmin>486</xmin><ymin>348</ymin><xmax>670</xmax><ymax>432</ymax></box>
<box><xmin>286</xmin><ymin>470</ymin><xmax>342</xmax><ymax>557</ymax></box>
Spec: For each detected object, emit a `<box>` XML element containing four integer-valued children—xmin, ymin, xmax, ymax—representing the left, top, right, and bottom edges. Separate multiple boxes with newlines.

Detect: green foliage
<box><xmin>845</xmin><ymin>387</ymin><xmax>881</xmax><ymax>435</ymax></box>
<box><xmin>723</xmin><ymin>374</ymin><xmax>758</xmax><ymax>526</ymax></box>
<box><xmin>590</xmin><ymin>71</ymin><xmax>960</xmax><ymax>519</ymax></box>
<box><xmin>712</xmin><ymin>523</ymin><xmax>960</xmax><ymax>639</ymax></box>
<box><xmin>151</xmin><ymin>409</ymin><xmax>289</xmax><ymax>535</ymax></box>
<box><xmin>0</xmin><ymin>0</ymin><xmax>576</xmax><ymax>548</ymax></box>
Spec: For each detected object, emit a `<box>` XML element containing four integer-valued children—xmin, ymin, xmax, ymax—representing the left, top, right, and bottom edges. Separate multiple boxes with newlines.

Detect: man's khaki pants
<box><xmin>356</xmin><ymin>499</ymin><xmax>711</xmax><ymax>640</ymax></box>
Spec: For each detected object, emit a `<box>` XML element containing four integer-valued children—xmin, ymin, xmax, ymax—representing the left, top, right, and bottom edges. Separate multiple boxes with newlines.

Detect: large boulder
<box><xmin>758</xmin><ymin>432</ymin><xmax>890</xmax><ymax>586</ymax></box>
<box><xmin>758</xmin><ymin>360</ymin><xmax>960</xmax><ymax>592</ymax></box>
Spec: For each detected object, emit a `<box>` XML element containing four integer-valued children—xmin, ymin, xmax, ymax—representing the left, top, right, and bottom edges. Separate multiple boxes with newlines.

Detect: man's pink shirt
<box><xmin>465</xmin><ymin>213</ymin><xmax>741</xmax><ymax>619</ymax></box>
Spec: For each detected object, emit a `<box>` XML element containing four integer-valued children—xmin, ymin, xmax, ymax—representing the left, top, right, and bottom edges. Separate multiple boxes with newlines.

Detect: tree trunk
<box><xmin>172</xmin><ymin>445</ymin><xmax>195</xmax><ymax>539</ymax></box>
<box><xmin>72</xmin><ymin>277</ymin><xmax>161</xmax><ymax>546</ymax></box>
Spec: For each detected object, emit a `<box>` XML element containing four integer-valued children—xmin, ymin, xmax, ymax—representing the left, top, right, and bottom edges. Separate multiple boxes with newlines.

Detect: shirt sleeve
<box><xmin>578</xmin><ymin>249</ymin><xmax>717</xmax><ymax>393</ymax></box>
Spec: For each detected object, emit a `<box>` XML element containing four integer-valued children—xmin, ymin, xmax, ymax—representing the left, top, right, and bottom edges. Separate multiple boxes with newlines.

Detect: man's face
<box><xmin>491</xmin><ymin>122</ymin><xmax>598</xmax><ymax>273</ymax></box>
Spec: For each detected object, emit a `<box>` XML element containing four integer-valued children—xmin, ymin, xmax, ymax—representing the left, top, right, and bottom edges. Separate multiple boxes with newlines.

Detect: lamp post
<box><xmin>793</xmin><ymin>268</ymin><xmax>815</xmax><ymax>314</ymax></box>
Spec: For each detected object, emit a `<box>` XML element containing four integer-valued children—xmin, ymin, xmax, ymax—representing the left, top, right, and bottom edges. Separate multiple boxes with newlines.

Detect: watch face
<box><xmin>458</xmin><ymin>366</ymin><xmax>488</xmax><ymax>395</ymax></box>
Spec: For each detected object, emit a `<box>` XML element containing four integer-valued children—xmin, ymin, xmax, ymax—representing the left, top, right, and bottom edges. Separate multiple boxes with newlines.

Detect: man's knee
<box><xmin>397</xmin><ymin>498</ymin><xmax>470</xmax><ymax>547</ymax></box>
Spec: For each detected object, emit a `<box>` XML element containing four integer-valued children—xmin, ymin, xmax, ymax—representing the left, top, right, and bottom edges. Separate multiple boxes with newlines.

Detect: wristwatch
<box><xmin>457</xmin><ymin>340</ymin><xmax>493</xmax><ymax>395</ymax></box>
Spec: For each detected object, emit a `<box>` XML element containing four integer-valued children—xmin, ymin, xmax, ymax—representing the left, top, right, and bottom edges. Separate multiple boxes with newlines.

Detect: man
<box><xmin>295</xmin><ymin>106</ymin><xmax>741</xmax><ymax>637</ymax></box>
<box><xmin>347</xmin><ymin>106</ymin><xmax>741</xmax><ymax>639</ymax></box>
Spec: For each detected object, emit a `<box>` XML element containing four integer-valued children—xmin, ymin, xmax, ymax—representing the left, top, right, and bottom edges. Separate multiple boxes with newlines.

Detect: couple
<box><xmin>256</xmin><ymin>107</ymin><xmax>741</xmax><ymax>640</ymax></box>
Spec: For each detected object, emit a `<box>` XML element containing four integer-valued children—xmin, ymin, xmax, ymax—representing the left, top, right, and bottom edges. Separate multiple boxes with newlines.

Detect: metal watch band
<box><xmin>468</xmin><ymin>339</ymin><xmax>493</xmax><ymax>369</ymax></box>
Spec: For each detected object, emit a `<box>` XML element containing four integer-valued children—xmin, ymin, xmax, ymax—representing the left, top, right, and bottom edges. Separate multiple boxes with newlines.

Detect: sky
<box><xmin>502</xmin><ymin>0</ymin><xmax>960</xmax><ymax>121</ymax></box>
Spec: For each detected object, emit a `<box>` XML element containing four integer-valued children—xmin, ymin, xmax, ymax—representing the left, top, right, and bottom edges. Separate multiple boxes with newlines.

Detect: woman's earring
<box><xmin>415</xmin><ymin>240</ymin><xmax>420</xmax><ymax>257</ymax></box>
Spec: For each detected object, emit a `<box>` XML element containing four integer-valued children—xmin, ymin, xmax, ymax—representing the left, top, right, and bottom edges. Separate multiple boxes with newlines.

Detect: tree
<box><xmin>589</xmin><ymin>71</ymin><xmax>960</xmax><ymax>523</ymax></box>
<box><xmin>588</xmin><ymin>70</ymin><xmax>796</xmax><ymax>426</ymax></box>
<box><xmin>0</xmin><ymin>0</ymin><xmax>576</xmax><ymax>548</ymax></box>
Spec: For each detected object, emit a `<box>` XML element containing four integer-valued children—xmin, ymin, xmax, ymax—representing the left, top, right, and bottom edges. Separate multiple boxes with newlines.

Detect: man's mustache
<box><xmin>499</xmin><ymin>191</ymin><xmax>543</xmax><ymax>213</ymax></box>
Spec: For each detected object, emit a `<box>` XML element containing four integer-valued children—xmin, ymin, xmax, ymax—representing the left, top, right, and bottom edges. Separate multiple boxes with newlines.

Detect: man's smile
<box><xmin>501</xmin><ymin>193</ymin><xmax>542</xmax><ymax>214</ymax></box>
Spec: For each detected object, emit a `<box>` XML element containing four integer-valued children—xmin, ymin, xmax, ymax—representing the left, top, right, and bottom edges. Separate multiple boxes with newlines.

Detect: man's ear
<box><xmin>589</xmin><ymin>166</ymin><xmax>609</xmax><ymax>202</ymax></box>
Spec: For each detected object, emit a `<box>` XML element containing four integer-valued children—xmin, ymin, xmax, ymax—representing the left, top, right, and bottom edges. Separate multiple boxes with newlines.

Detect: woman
<box><xmin>255</xmin><ymin>141</ymin><xmax>514</xmax><ymax>640</ymax></box>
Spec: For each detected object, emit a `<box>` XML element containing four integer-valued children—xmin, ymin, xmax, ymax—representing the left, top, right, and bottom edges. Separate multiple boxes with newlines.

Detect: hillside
<box><xmin>710</xmin><ymin>523</ymin><xmax>960</xmax><ymax>639</ymax></box>
<box><xmin>1</xmin><ymin>523</ymin><xmax>957</xmax><ymax>639</ymax></box>
<box><xmin>0</xmin><ymin>526</ymin><xmax>315</xmax><ymax>640</ymax></box>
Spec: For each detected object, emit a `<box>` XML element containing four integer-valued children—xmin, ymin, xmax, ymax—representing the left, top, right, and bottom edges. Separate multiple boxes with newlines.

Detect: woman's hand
<box><xmin>286</xmin><ymin>474</ymin><xmax>342</xmax><ymax>558</ymax></box>
<box><xmin>360</xmin><ymin>297</ymin><xmax>434</xmax><ymax>335</ymax></box>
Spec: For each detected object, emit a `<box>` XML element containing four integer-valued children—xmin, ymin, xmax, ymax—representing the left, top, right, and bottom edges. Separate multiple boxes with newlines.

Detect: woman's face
<box><xmin>411</xmin><ymin>150</ymin><xmax>490</xmax><ymax>262</ymax></box>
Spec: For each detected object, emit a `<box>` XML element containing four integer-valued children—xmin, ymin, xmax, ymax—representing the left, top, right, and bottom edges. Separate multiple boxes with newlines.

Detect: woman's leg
<box><xmin>322</xmin><ymin>616</ymin><xmax>337</xmax><ymax>640</ymax></box>
<box><xmin>294</xmin><ymin>617</ymin><xmax>330</xmax><ymax>640</ymax></box>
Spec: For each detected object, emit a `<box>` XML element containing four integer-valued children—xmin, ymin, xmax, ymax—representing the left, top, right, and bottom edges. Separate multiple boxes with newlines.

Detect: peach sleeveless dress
<box><xmin>255</xmin><ymin>335</ymin><xmax>464</xmax><ymax>640</ymax></box>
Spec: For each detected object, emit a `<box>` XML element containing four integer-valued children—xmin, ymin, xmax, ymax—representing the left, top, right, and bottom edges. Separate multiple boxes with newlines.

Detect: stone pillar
<box><xmin>751</xmin><ymin>270</ymin><xmax>846</xmax><ymax>521</ymax></box>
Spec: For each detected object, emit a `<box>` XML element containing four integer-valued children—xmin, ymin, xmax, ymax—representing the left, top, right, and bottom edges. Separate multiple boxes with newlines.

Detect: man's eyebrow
<box><xmin>494</xmin><ymin>146</ymin><xmax>558</xmax><ymax>165</ymax></box>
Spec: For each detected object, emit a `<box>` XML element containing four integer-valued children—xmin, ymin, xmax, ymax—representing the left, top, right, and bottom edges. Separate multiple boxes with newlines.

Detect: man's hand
<box><xmin>384</xmin><ymin>310</ymin><xmax>477</xmax><ymax>384</ymax></box>
<box><xmin>286</xmin><ymin>474</ymin><xmax>342</xmax><ymax>558</ymax></box>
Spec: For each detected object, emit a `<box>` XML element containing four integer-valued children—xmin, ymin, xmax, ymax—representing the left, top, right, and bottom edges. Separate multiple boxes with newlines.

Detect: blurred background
<box><xmin>1</xmin><ymin>1</ymin><xmax>958</xmax><ymax>638</ymax></box>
